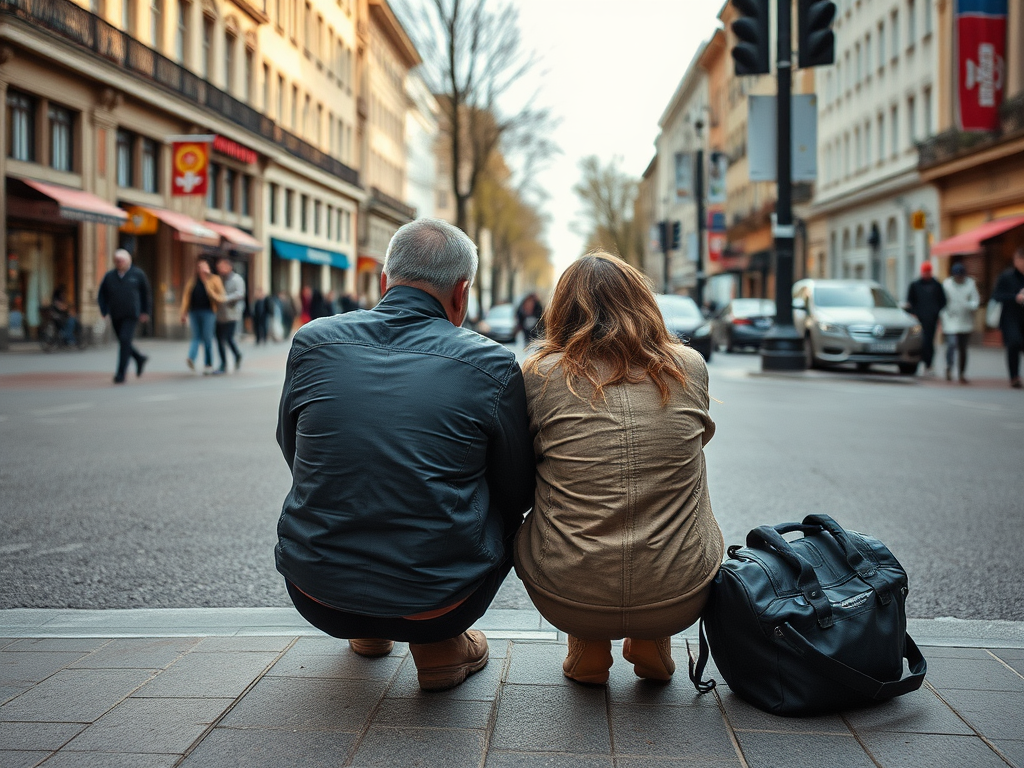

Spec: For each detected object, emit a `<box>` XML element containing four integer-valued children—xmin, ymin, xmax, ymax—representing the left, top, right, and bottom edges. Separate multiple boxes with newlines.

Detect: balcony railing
<box><xmin>369</xmin><ymin>186</ymin><xmax>416</xmax><ymax>221</ymax></box>
<box><xmin>0</xmin><ymin>0</ymin><xmax>360</xmax><ymax>188</ymax></box>
<box><xmin>918</xmin><ymin>91</ymin><xmax>1024</xmax><ymax>169</ymax></box>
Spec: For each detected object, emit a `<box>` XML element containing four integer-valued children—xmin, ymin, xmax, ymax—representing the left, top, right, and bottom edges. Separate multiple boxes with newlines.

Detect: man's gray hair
<box><xmin>113</xmin><ymin>248</ymin><xmax>132</xmax><ymax>263</ymax></box>
<box><xmin>384</xmin><ymin>218</ymin><xmax>478</xmax><ymax>293</ymax></box>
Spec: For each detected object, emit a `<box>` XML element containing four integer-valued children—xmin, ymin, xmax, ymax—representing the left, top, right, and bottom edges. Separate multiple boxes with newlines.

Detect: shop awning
<box><xmin>18</xmin><ymin>179</ymin><xmax>127</xmax><ymax>226</ymax></box>
<box><xmin>931</xmin><ymin>215</ymin><xmax>1024</xmax><ymax>257</ymax></box>
<box><xmin>357</xmin><ymin>255</ymin><xmax>383</xmax><ymax>273</ymax></box>
<box><xmin>272</xmin><ymin>238</ymin><xmax>349</xmax><ymax>270</ymax></box>
<box><xmin>121</xmin><ymin>206</ymin><xmax>220</xmax><ymax>246</ymax></box>
<box><xmin>205</xmin><ymin>222</ymin><xmax>263</xmax><ymax>253</ymax></box>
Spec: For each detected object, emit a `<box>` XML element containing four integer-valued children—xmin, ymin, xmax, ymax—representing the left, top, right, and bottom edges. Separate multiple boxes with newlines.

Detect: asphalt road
<box><xmin>1</xmin><ymin>336</ymin><xmax>1021</xmax><ymax>620</ymax></box>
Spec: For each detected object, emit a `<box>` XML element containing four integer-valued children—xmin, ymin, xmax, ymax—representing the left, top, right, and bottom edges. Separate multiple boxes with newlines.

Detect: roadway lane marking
<box><xmin>138</xmin><ymin>394</ymin><xmax>179</xmax><ymax>402</ymax></box>
<box><xmin>32</xmin><ymin>543</ymin><xmax>85</xmax><ymax>557</ymax></box>
<box><xmin>30</xmin><ymin>402</ymin><xmax>94</xmax><ymax>417</ymax></box>
<box><xmin>0</xmin><ymin>543</ymin><xmax>31</xmax><ymax>555</ymax></box>
<box><xmin>941</xmin><ymin>399</ymin><xmax>1004</xmax><ymax>412</ymax></box>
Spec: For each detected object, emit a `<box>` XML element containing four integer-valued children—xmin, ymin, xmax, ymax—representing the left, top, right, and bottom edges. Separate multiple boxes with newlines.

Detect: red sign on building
<box><xmin>171</xmin><ymin>140</ymin><xmax>211</xmax><ymax>196</ymax></box>
<box><xmin>213</xmin><ymin>135</ymin><xmax>259</xmax><ymax>165</ymax></box>
<box><xmin>956</xmin><ymin>0</ymin><xmax>1007</xmax><ymax>132</ymax></box>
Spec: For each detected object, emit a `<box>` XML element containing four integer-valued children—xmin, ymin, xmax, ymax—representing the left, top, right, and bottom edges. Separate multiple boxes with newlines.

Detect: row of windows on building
<box><xmin>825</xmin><ymin>0</ymin><xmax>933</xmax><ymax>107</ymax></box>
<box><xmin>262</xmin><ymin>67</ymin><xmax>355</xmax><ymax>163</ymax></box>
<box><xmin>821</xmin><ymin>86</ymin><xmax>933</xmax><ymax>187</ymax></box>
<box><xmin>370</xmin><ymin>94</ymin><xmax>404</xmax><ymax>146</ymax></box>
<box><xmin>268</xmin><ymin>0</ymin><xmax>353</xmax><ymax>54</ymax></box>
<box><xmin>369</xmin><ymin>150</ymin><xmax>405</xmax><ymax>199</ymax></box>
<box><xmin>6</xmin><ymin>92</ymin><xmax>74</xmax><ymax>172</ymax></box>
<box><xmin>266</xmin><ymin>182</ymin><xmax>352</xmax><ymax>244</ymax></box>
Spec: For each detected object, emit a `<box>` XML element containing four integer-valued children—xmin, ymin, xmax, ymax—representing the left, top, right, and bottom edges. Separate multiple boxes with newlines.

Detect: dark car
<box><xmin>475</xmin><ymin>303</ymin><xmax>518</xmax><ymax>344</ymax></box>
<box><xmin>655</xmin><ymin>294</ymin><xmax>713</xmax><ymax>361</ymax></box>
<box><xmin>712</xmin><ymin>298</ymin><xmax>776</xmax><ymax>352</ymax></box>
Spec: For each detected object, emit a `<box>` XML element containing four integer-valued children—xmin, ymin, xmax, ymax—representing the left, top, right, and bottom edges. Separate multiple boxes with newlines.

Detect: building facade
<box><xmin>807</xmin><ymin>0</ymin><xmax>941</xmax><ymax>303</ymax></box>
<box><xmin>918</xmin><ymin>0</ymin><xmax>1024</xmax><ymax>343</ymax></box>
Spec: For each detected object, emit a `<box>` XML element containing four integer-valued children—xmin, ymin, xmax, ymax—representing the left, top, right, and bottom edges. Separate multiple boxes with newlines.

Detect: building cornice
<box><xmin>920</xmin><ymin>133</ymin><xmax>1024</xmax><ymax>182</ymax></box>
<box><xmin>369</xmin><ymin>0</ymin><xmax>420</xmax><ymax>69</ymax></box>
<box><xmin>808</xmin><ymin>168</ymin><xmax>930</xmax><ymax>219</ymax></box>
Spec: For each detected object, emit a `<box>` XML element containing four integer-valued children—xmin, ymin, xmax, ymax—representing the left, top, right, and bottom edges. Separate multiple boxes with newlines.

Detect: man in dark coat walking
<box><xmin>906</xmin><ymin>261</ymin><xmax>946</xmax><ymax>376</ymax></box>
<box><xmin>97</xmin><ymin>249</ymin><xmax>151</xmax><ymax>384</ymax></box>
<box><xmin>992</xmin><ymin>247</ymin><xmax>1024</xmax><ymax>388</ymax></box>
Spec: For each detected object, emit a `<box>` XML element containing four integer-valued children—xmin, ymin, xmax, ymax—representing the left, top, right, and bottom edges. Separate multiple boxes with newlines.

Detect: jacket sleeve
<box><xmin>487</xmin><ymin>360</ymin><xmax>536</xmax><ymax>534</ymax></box>
<box><xmin>906</xmin><ymin>282</ymin><xmax>917</xmax><ymax>313</ymax></box>
<box><xmin>223</xmin><ymin>275</ymin><xmax>245</xmax><ymax>305</ymax></box>
<box><xmin>992</xmin><ymin>272</ymin><xmax>1018</xmax><ymax>303</ymax></box>
<box><xmin>96</xmin><ymin>274</ymin><xmax>109</xmax><ymax>317</ymax></box>
<box><xmin>205</xmin><ymin>275</ymin><xmax>228</xmax><ymax>304</ymax></box>
<box><xmin>276</xmin><ymin>344</ymin><xmax>300</xmax><ymax>469</ymax></box>
<box><xmin>967</xmin><ymin>280</ymin><xmax>980</xmax><ymax>311</ymax></box>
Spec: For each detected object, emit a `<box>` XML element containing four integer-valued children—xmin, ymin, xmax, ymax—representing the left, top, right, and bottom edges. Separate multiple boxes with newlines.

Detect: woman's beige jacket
<box><xmin>514</xmin><ymin>346</ymin><xmax>724</xmax><ymax>621</ymax></box>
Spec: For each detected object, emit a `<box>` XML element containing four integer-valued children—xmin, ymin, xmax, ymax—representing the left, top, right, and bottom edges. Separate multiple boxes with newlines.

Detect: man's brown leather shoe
<box><xmin>562</xmin><ymin>635</ymin><xmax>613</xmax><ymax>685</ymax></box>
<box><xmin>622</xmin><ymin>637</ymin><xmax>675</xmax><ymax>681</ymax></box>
<box><xmin>408</xmin><ymin>630</ymin><xmax>489</xmax><ymax>691</ymax></box>
<box><xmin>349</xmin><ymin>638</ymin><xmax>395</xmax><ymax>657</ymax></box>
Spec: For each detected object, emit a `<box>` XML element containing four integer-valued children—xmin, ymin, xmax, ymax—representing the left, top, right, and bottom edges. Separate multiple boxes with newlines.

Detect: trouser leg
<box><xmin>957</xmin><ymin>333</ymin><xmax>970</xmax><ymax>375</ymax></box>
<box><xmin>216</xmin><ymin>322</ymin><xmax>229</xmax><ymax>370</ymax></box>
<box><xmin>112</xmin><ymin>318</ymin><xmax>137</xmax><ymax>380</ymax></box>
<box><xmin>944</xmin><ymin>334</ymin><xmax>956</xmax><ymax>372</ymax></box>
<box><xmin>921</xmin><ymin>320</ymin><xmax>937</xmax><ymax>368</ymax></box>
<box><xmin>1009</xmin><ymin>342</ymin><xmax>1022</xmax><ymax>381</ymax></box>
<box><xmin>223</xmin><ymin>320</ymin><xmax>241</xmax><ymax>363</ymax></box>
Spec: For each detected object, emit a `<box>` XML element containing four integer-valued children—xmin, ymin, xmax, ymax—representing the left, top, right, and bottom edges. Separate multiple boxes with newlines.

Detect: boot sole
<box><xmin>349</xmin><ymin>644</ymin><xmax>394</xmax><ymax>658</ymax></box>
<box><xmin>417</xmin><ymin>649</ymin><xmax>489</xmax><ymax>692</ymax></box>
<box><xmin>563</xmin><ymin>670</ymin><xmax>610</xmax><ymax>685</ymax></box>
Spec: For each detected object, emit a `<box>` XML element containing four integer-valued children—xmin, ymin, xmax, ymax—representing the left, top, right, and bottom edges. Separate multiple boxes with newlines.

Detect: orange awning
<box><xmin>19</xmin><ymin>179</ymin><xmax>127</xmax><ymax>226</ymax></box>
<box><xmin>931</xmin><ymin>215</ymin><xmax>1024</xmax><ymax>257</ymax></box>
<box><xmin>122</xmin><ymin>206</ymin><xmax>220</xmax><ymax>246</ymax></box>
<box><xmin>205</xmin><ymin>222</ymin><xmax>263</xmax><ymax>253</ymax></box>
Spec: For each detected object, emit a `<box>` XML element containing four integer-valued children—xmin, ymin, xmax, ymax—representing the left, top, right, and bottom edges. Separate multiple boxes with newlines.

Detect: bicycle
<box><xmin>39</xmin><ymin>306</ymin><xmax>87</xmax><ymax>352</ymax></box>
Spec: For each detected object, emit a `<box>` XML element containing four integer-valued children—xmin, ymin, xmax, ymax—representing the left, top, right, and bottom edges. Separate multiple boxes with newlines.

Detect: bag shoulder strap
<box><xmin>775</xmin><ymin>622</ymin><xmax>927</xmax><ymax>700</ymax></box>
<box><xmin>687</xmin><ymin>618</ymin><xmax>716</xmax><ymax>694</ymax></box>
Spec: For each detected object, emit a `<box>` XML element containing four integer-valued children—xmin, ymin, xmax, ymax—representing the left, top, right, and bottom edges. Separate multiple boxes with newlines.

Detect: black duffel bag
<box><xmin>688</xmin><ymin>514</ymin><xmax>927</xmax><ymax>716</ymax></box>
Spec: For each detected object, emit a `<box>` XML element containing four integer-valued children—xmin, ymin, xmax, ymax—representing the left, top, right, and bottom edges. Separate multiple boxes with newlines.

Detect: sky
<box><xmin>510</xmin><ymin>0</ymin><xmax>725</xmax><ymax>279</ymax></box>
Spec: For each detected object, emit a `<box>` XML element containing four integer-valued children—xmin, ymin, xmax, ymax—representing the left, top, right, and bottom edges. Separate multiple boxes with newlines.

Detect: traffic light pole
<box><xmin>760</xmin><ymin>0</ymin><xmax>806</xmax><ymax>371</ymax></box>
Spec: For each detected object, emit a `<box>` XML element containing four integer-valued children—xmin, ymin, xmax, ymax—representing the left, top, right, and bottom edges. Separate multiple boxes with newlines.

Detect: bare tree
<box><xmin>397</xmin><ymin>0</ymin><xmax>556</xmax><ymax>232</ymax></box>
<box><xmin>573</xmin><ymin>155</ymin><xmax>643</xmax><ymax>267</ymax></box>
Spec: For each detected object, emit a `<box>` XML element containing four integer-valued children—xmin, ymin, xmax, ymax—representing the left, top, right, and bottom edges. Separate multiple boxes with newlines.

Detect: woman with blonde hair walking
<box><xmin>514</xmin><ymin>252</ymin><xmax>723</xmax><ymax>684</ymax></box>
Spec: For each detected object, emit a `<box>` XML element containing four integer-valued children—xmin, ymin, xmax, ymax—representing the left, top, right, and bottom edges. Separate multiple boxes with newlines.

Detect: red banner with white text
<box><xmin>956</xmin><ymin>0</ymin><xmax>1007</xmax><ymax>132</ymax></box>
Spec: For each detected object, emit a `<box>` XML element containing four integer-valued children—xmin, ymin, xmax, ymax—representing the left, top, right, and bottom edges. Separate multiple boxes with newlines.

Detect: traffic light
<box><xmin>798</xmin><ymin>0</ymin><xmax>837</xmax><ymax>68</ymax></box>
<box><xmin>671</xmin><ymin>222</ymin><xmax>681</xmax><ymax>251</ymax></box>
<box><xmin>658</xmin><ymin>221</ymin><xmax>670</xmax><ymax>253</ymax></box>
<box><xmin>731</xmin><ymin>0</ymin><xmax>771</xmax><ymax>76</ymax></box>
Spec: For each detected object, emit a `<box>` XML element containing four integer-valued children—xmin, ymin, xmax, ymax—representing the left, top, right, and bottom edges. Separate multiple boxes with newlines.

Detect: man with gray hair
<box><xmin>97</xmin><ymin>248</ymin><xmax>151</xmax><ymax>384</ymax></box>
<box><xmin>276</xmin><ymin>218</ymin><xmax>535</xmax><ymax>691</ymax></box>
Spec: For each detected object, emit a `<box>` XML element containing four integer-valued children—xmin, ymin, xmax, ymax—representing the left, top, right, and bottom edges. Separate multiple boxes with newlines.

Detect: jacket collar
<box><xmin>376</xmin><ymin>285</ymin><xmax>449</xmax><ymax>321</ymax></box>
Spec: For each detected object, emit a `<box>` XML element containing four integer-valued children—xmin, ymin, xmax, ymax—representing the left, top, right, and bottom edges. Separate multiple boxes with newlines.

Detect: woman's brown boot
<box><xmin>562</xmin><ymin>636</ymin><xmax>613</xmax><ymax>684</ymax></box>
<box><xmin>622</xmin><ymin>637</ymin><xmax>675</xmax><ymax>681</ymax></box>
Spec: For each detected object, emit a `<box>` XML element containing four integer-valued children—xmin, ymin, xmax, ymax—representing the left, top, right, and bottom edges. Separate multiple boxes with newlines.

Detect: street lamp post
<box><xmin>694</xmin><ymin>119</ymin><xmax>706</xmax><ymax>310</ymax></box>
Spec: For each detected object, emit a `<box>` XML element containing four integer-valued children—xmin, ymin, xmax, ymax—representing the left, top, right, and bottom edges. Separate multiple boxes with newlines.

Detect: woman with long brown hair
<box><xmin>514</xmin><ymin>252</ymin><xmax>723</xmax><ymax>684</ymax></box>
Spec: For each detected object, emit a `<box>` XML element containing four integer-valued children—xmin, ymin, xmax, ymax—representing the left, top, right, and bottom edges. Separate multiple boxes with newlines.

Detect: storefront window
<box><xmin>49</xmin><ymin>105</ymin><xmax>74</xmax><ymax>172</ymax></box>
<box><xmin>207</xmin><ymin>162</ymin><xmax>220</xmax><ymax>208</ymax></box>
<box><xmin>141</xmin><ymin>138</ymin><xmax>159</xmax><ymax>193</ymax></box>
<box><xmin>7</xmin><ymin>91</ymin><xmax>36</xmax><ymax>162</ymax></box>
<box><xmin>242</xmin><ymin>175</ymin><xmax>252</xmax><ymax>216</ymax></box>
<box><xmin>116</xmin><ymin>129</ymin><xmax>134</xmax><ymax>187</ymax></box>
<box><xmin>7</xmin><ymin>230</ymin><xmax>76</xmax><ymax>340</ymax></box>
<box><xmin>224</xmin><ymin>168</ymin><xmax>236</xmax><ymax>212</ymax></box>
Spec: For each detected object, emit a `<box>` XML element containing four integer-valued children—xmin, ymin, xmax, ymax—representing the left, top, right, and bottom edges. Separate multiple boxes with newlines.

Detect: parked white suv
<box><xmin>793</xmin><ymin>279</ymin><xmax>924</xmax><ymax>375</ymax></box>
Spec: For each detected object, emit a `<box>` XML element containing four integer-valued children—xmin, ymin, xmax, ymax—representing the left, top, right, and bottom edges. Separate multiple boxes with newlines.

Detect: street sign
<box><xmin>747</xmin><ymin>95</ymin><xmax>818</xmax><ymax>182</ymax></box>
<box><xmin>911</xmin><ymin>210</ymin><xmax>927</xmax><ymax>230</ymax></box>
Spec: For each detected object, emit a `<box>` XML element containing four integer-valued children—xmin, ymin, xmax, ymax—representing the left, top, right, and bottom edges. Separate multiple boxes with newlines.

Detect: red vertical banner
<box><xmin>956</xmin><ymin>0</ymin><xmax>1007</xmax><ymax>132</ymax></box>
<box><xmin>171</xmin><ymin>140</ymin><xmax>211</xmax><ymax>196</ymax></box>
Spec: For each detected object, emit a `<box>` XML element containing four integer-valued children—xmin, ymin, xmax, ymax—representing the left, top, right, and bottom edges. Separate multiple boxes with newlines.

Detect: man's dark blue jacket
<box><xmin>275</xmin><ymin>286</ymin><xmax>535</xmax><ymax>617</ymax></box>
<box><xmin>97</xmin><ymin>265</ymin><xmax>150</xmax><ymax>320</ymax></box>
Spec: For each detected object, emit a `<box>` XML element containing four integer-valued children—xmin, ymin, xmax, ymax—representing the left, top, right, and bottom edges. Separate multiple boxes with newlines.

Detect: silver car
<box><xmin>793</xmin><ymin>279</ymin><xmax>923</xmax><ymax>375</ymax></box>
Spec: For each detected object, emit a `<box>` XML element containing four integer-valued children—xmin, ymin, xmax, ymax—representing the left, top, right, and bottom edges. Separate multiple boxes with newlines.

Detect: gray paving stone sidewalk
<box><xmin>1</xmin><ymin>627</ymin><xmax>1022</xmax><ymax>768</ymax></box>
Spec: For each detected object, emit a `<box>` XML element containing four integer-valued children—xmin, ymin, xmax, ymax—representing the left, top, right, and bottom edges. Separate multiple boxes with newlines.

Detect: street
<box><xmin>1</xmin><ymin>337</ymin><xmax>1022</xmax><ymax>620</ymax></box>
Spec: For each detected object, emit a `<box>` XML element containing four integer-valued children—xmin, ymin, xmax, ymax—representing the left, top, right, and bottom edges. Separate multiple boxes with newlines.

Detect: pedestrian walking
<box><xmin>213</xmin><ymin>257</ymin><xmax>245</xmax><ymax>374</ymax></box>
<box><xmin>276</xmin><ymin>218</ymin><xmax>534</xmax><ymax>692</ymax></box>
<box><xmin>992</xmin><ymin>246</ymin><xmax>1024</xmax><ymax>389</ymax></box>
<box><xmin>276</xmin><ymin>291</ymin><xmax>297</xmax><ymax>340</ymax></box>
<box><xmin>252</xmin><ymin>288</ymin><xmax>269</xmax><ymax>345</ymax></box>
<box><xmin>180</xmin><ymin>258</ymin><xmax>225</xmax><ymax>375</ymax></box>
<box><xmin>514</xmin><ymin>252</ymin><xmax>722</xmax><ymax>685</ymax></box>
<box><xmin>906</xmin><ymin>262</ymin><xmax>946</xmax><ymax>376</ymax></box>
<box><xmin>941</xmin><ymin>263</ymin><xmax>980</xmax><ymax>384</ymax></box>
<box><xmin>97</xmin><ymin>249</ymin><xmax>150</xmax><ymax>384</ymax></box>
<box><xmin>516</xmin><ymin>292</ymin><xmax>544</xmax><ymax>342</ymax></box>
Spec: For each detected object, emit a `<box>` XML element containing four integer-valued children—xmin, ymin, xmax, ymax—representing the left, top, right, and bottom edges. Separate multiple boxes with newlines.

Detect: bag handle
<box><xmin>746</xmin><ymin>526</ymin><xmax>834</xmax><ymax>628</ymax></box>
<box><xmin>777</xmin><ymin>514</ymin><xmax>898</xmax><ymax>605</ymax></box>
<box><xmin>774</xmin><ymin>622</ymin><xmax>927</xmax><ymax>700</ymax></box>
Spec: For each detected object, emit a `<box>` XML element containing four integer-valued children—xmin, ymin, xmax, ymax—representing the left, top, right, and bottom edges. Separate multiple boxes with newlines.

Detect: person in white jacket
<box><xmin>941</xmin><ymin>263</ymin><xmax>980</xmax><ymax>383</ymax></box>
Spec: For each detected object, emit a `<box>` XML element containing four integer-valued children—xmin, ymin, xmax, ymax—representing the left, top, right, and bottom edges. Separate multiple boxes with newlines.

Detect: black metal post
<box><xmin>694</xmin><ymin>135</ymin><xmax>706</xmax><ymax>309</ymax></box>
<box><xmin>760</xmin><ymin>0</ymin><xmax>806</xmax><ymax>371</ymax></box>
<box><xmin>662</xmin><ymin>220</ymin><xmax>671</xmax><ymax>294</ymax></box>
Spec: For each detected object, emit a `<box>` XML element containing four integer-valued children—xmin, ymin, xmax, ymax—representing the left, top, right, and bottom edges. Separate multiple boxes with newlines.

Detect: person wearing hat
<box><xmin>941</xmin><ymin>262</ymin><xmax>980</xmax><ymax>383</ymax></box>
<box><xmin>907</xmin><ymin>261</ymin><xmax>946</xmax><ymax>376</ymax></box>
